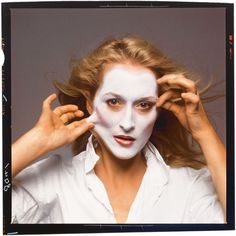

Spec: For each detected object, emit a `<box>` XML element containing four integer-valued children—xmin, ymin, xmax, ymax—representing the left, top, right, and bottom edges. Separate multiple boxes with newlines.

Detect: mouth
<box><xmin>113</xmin><ymin>135</ymin><xmax>136</xmax><ymax>147</ymax></box>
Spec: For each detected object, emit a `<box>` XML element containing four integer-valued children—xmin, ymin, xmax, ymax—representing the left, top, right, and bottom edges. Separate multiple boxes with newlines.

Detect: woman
<box><xmin>12</xmin><ymin>36</ymin><xmax>226</xmax><ymax>223</ymax></box>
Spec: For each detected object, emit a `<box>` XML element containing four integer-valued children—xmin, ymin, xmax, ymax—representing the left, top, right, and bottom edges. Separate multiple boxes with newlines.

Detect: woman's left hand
<box><xmin>156</xmin><ymin>74</ymin><xmax>213</xmax><ymax>142</ymax></box>
<box><xmin>157</xmin><ymin>73</ymin><xmax>226</xmax><ymax>219</ymax></box>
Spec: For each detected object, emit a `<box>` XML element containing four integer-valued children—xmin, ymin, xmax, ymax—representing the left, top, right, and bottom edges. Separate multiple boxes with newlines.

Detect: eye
<box><xmin>136</xmin><ymin>101</ymin><xmax>154</xmax><ymax>112</ymax></box>
<box><xmin>106</xmin><ymin>98</ymin><xmax>123</xmax><ymax>111</ymax></box>
<box><xmin>107</xmin><ymin>98</ymin><xmax>119</xmax><ymax>106</ymax></box>
<box><xmin>139</xmin><ymin>102</ymin><xmax>151</xmax><ymax>109</ymax></box>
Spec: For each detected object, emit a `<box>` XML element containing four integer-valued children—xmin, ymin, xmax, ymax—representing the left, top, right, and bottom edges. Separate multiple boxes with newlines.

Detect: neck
<box><xmin>94</xmin><ymin>140</ymin><xmax>146</xmax><ymax>185</ymax></box>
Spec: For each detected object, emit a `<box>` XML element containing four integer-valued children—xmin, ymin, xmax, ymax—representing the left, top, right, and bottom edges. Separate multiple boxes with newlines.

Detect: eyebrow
<box><xmin>135</xmin><ymin>96</ymin><xmax>157</xmax><ymax>103</ymax></box>
<box><xmin>103</xmin><ymin>93</ymin><xmax>157</xmax><ymax>103</ymax></box>
<box><xmin>103</xmin><ymin>92</ymin><xmax>124</xmax><ymax>99</ymax></box>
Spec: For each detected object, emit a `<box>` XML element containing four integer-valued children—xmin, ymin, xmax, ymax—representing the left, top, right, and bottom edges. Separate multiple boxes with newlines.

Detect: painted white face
<box><xmin>88</xmin><ymin>63</ymin><xmax>158</xmax><ymax>159</ymax></box>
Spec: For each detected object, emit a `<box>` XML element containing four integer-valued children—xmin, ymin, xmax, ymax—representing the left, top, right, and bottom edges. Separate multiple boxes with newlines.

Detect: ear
<box><xmin>86</xmin><ymin>100</ymin><xmax>93</xmax><ymax>115</ymax></box>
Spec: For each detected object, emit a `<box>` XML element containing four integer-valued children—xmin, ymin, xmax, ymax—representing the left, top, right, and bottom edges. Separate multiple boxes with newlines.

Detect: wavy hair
<box><xmin>55</xmin><ymin>35</ymin><xmax>209</xmax><ymax>169</ymax></box>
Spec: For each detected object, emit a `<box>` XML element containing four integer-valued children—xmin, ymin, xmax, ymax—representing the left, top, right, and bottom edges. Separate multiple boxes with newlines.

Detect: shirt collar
<box><xmin>84</xmin><ymin>135</ymin><xmax>170</xmax><ymax>185</ymax></box>
<box><xmin>143</xmin><ymin>142</ymin><xmax>170</xmax><ymax>186</ymax></box>
<box><xmin>84</xmin><ymin>136</ymin><xmax>100</xmax><ymax>174</ymax></box>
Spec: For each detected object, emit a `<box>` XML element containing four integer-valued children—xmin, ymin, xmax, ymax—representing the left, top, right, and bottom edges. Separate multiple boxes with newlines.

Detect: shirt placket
<box><xmin>86</xmin><ymin>170</ymin><xmax>116</xmax><ymax>222</ymax></box>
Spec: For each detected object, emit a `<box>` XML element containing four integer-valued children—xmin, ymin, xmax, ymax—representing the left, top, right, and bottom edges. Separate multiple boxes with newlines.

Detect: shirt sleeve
<box><xmin>184</xmin><ymin>167</ymin><xmax>225</xmax><ymax>223</ymax></box>
<box><xmin>11</xmin><ymin>155</ymin><xmax>64</xmax><ymax>223</ymax></box>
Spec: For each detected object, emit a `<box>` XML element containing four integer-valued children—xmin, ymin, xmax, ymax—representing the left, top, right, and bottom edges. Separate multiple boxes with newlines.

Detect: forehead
<box><xmin>98</xmin><ymin>64</ymin><xmax>157</xmax><ymax>98</ymax></box>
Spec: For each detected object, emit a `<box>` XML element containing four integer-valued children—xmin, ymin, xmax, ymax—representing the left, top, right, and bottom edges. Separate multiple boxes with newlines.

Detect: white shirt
<box><xmin>12</xmin><ymin>137</ymin><xmax>224</xmax><ymax>223</ymax></box>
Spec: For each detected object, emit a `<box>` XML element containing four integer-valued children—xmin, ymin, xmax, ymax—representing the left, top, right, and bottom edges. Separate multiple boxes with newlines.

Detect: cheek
<box><xmin>136</xmin><ymin>110</ymin><xmax>157</xmax><ymax>133</ymax></box>
<box><xmin>95</xmin><ymin>103</ymin><xmax>123</xmax><ymax>128</ymax></box>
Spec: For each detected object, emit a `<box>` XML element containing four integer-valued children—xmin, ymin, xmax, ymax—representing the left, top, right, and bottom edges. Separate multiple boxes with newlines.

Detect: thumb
<box><xmin>181</xmin><ymin>92</ymin><xmax>199</xmax><ymax>113</ymax></box>
<box><xmin>86</xmin><ymin>111</ymin><xmax>99</xmax><ymax>124</ymax></box>
<box><xmin>42</xmin><ymin>94</ymin><xmax>57</xmax><ymax>111</ymax></box>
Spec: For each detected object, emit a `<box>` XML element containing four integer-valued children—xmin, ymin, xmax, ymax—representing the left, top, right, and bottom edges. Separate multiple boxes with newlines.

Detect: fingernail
<box><xmin>75</xmin><ymin>110</ymin><xmax>84</xmax><ymax>116</ymax></box>
<box><xmin>88</xmin><ymin>123</ymin><xmax>94</xmax><ymax>129</ymax></box>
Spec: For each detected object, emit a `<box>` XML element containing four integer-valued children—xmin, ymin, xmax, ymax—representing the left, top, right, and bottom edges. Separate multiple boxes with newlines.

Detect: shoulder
<box><xmin>15</xmin><ymin>154</ymin><xmax>68</xmax><ymax>181</ymax></box>
<box><xmin>13</xmin><ymin>156</ymin><xmax>63</xmax><ymax>197</ymax></box>
<box><xmin>14</xmin><ymin>149</ymin><xmax>86</xmax><ymax>183</ymax></box>
<box><xmin>169</xmin><ymin>166</ymin><xmax>210</xmax><ymax>181</ymax></box>
<box><xmin>167</xmin><ymin>166</ymin><xmax>220</xmax><ymax>212</ymax></box>
<box><xmin>168</xmin><ymin>166</ymin><xmax>214</xmax><ymax>192</ymax></box>
<box><xmin>169</xmin><ymin>167</ymin><xmax>224</xmax><ymax>223</ymax></box>
<box><xmin>13</xmin><ymin>151</ymin><xmax>87</xmax><ymax>200</ymax></box>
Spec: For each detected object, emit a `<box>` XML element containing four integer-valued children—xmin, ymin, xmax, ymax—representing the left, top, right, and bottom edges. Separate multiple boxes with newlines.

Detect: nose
<box><xmin>119</xmin><ymin>105</ymin><xmax>135</xmax><ymax>132</ymax></box>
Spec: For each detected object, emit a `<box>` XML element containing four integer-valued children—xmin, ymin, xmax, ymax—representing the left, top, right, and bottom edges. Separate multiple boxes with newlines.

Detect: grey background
<box><xmin>11</xmin><ymin>8</ymin><xmax>226</xmax><ymax>157</ymax></box>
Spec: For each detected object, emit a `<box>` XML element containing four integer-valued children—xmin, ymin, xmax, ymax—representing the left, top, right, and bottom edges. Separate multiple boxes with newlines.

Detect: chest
<box><xmin>106</xmin><ymin>185</ymin><xmax>140</xmax><ymax>223</ymax></box>
<box><xmin>59</xmin><ymin>179</ymin><xmax>185</xmax><ymax>224</ymax></box>
<box><xmin>49</xmin><ymin>169</ymin><xmax>190</xmax><ymax>224</ymax></box>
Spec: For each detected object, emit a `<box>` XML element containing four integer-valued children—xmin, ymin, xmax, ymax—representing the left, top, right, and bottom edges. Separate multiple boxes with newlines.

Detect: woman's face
<box><xmin>88</xmin><ymin>63</ymin><xmax>158</xmax><ymax>159</ymax></box>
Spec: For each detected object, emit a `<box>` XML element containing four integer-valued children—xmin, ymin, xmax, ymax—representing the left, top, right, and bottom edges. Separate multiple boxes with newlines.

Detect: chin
<box><xmin>110</xmin><ymin>148</ymin><xmax>139</xmax><ymax>160</ymax></box>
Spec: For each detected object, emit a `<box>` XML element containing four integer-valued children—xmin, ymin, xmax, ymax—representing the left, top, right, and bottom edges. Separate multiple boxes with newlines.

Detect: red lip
<box><xmin>113</xmin><ymin>135</ymin><xmax>136</xmax><ymax>147</ymax></box>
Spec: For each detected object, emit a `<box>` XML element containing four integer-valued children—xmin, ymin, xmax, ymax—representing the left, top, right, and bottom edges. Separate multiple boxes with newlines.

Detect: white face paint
<box><xmin>88</xmin><ymin>64</ymin><xmax>158</xmax><ymax>159</ymax></box>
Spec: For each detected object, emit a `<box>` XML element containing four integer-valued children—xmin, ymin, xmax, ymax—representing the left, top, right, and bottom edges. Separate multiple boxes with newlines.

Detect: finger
<box><xmin>53</xmin><ymin>104</ymin><xmax>79</xmax><ymax>116</ymax></box>
<box><xmin>157</xmin><ymin>74</ymin><xmax>180</xmax><ymax>87</ymax></box>
<box><xmin>86</xmin><ymin>111</ymin><xmax>99</xmax><ymax>124</ymax></box>
<box><xmin>156</xmin><ymin>90</ymin><xmax>181</xmax><ymax>107</ymax></box>
<box><xmin>161</xmin><ymin>101</ymin><xmax>183</xmax><ymax>116</ymax></box>
<box><xmin>158</xmin><ymin>74</ymin><xmax>179</xmax><ymax>81</ymax></box>
<box><xmin>157</xmin><ymin>74</ymin><xmax>197</xmax><ymax>93</ymax></box>
<box><xmin>60</xmin><ymin>110</ymin><xmax>84</xmax><ymax>124</ymax></box>
<box><xmin>42</xmin><ymin>94</ymin><xmax>57</xmax><ymax>110</ymax></box>
<box><xmin>181</xmin><ymin>92</ymin><xmax>200</xmax><ymax>113</ymax></box>
<box><xmin>181</xmin><ymin>92</ymin><xmax>199</xmax><ymax>103</ymax></box>
<box><xmin>74</xmin><ymin>110</ymin><xmax>84</xmax><ymax>117</ymax></box>
<box><xmin>67</xmin><ymin>119</ymin><xmax>92</xmax><ymax>129</ymax></box>
<box><xmin>70</xmin><ymin>118</ymin><xmax>94</xmax><ymax>129</ymax></box>
<box><xmin>68</xmin><ymin>119</ymin><xmax>94</xmax><ymax>139</ymax></box>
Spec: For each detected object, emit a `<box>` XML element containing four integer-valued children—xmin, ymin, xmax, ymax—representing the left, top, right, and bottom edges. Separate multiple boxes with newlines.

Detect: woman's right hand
<box><xmin>12</xmin><ymin>94</ymin><xmax>93</xmax><ymax>178</ymax></box>
<box><xmin>34</xmin><ymin>94</ymin><xmax>94</xmax><ymax>152</ymax></box>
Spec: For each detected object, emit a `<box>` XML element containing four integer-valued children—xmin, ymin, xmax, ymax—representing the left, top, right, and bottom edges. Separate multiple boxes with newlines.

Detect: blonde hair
<box><xmin>55</xmin><ymin>35</ymin><xmax>206</xmax><ymax>169</ymax></box>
